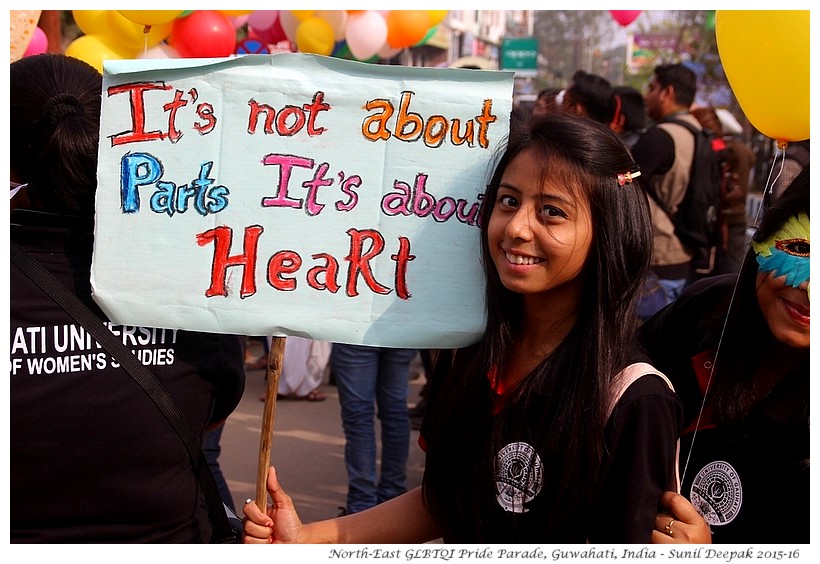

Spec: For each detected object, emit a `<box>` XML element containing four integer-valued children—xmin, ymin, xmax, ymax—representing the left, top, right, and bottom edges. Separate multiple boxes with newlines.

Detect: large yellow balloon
<box><xmin>72</xmin><ymin>10</ymin><xmax>110</xmax><ymax>36</ymax></box>
<box><xmin>118</xmin><ymin>10</ymin><xmax>183</xmax><ymax>27</ymax></box>
<box><xmin>716</xmin><ymin>10</ymin><xmax>809</xmax><ymax>142</ymax></box>
<box><xmin>295</xmin><ymin>17</ymin><xmax>335</xmax><ymax>56</ymax></box>
<box><xmin>74</xmin><ymin>10</ymin><xmax>172</xmax><ymax>51</ymax></box>
<box><xmin>65</xmin><ymin>34</ymin><xmax>138</xmax><ymax>74</ymax></box>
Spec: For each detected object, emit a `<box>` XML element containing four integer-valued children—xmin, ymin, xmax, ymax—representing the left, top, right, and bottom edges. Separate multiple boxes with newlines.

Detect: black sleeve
<box><xmin>208</xmin><ymin>334</ymin><xmax>246</xmax><ymax>424</ymax></box>
<box><xmin>174</xmin><ymin>331</ymin><xmax>246</xmax><ymax>425</ymax></box>
<box><xmin>638</xmin><ymin>276</ymin><xmax>731</xmax><ymax>425</ymax></box>
<box><xmin>632</xmin><ymin>127</ymin><xmax>676</xmax><ymax>177</ymax></box>
<box><xmin>590</xmin><ymin>375</ymin><xmax>683</xmax><ymax>543</ymax></box>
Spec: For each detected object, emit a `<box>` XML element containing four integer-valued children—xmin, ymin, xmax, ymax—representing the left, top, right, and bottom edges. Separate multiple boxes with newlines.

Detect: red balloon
<box><xmin>170</xmin><ymin>10</ymin><xmax>236</xmax><ymax>58</ymax></box>
<box><xmin>609</xmin><ymin>10</ymin><xmax>641</xmax><ymax>27</ymax></box>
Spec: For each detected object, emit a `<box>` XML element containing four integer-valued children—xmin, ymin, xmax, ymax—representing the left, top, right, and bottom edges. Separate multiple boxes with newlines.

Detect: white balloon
<box><xmin>278</xmin><ymin>10</ymin><xmax>300</xmax><ymax>43</ymax></box>
<box><xmin>345</xmin><ymin>11</ymin><xmax>387</xmax><ymax>61</ymax></box>
<box><xmin>138</xmin><ymin>43</ymin><xmax>180</xmax><ymax>59</ymax></box>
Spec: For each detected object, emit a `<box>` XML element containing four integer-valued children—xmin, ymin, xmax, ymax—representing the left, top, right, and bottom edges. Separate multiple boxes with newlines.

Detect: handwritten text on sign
<box><xmin>91</xmin><ymin>54</ymin><xmax>513</xmax><ymax>347</ymax></box>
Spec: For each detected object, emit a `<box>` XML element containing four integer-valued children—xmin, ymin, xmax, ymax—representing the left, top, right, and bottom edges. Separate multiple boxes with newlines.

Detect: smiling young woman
<box><xmin>244</xmin><ymin>112</ymin><xmax>685</xmax><ymax>545</ymax></box>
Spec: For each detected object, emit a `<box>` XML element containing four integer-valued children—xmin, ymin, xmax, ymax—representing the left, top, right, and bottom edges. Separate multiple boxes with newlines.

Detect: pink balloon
<box><xmin>609</xmin><ymin>10</ymin><xmax>641</xmax><ymax>27</ymax></box>
<box><xmin>249</xmin><ymin>11</ymin><xmax>287</xmax><ymax>45</ymax></box>
<box><xmin>247</xmin><ymin>10</ymin><xmax>279</xmax><ymax>31</ymax></box>
<box><xmin>229</xmin><ymin>15</ymin><xmax>249</xmax><ymax>29</ymax></box>
<box><xmin>345</xmin><ymin>11</ymin><xmax>388</xmax><ymax>60</ymax></box>
<box><xmin>24</xmin><ymin>26</ymin><xmax>48</xmax><ymax>57</ymax></box>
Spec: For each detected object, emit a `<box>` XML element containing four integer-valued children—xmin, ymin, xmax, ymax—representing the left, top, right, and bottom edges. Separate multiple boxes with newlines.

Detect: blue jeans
<box><xmin>658</xmin><ymin>277</ymin><xmax>688</xmax><ymax>303</ymax></box>
<box><xmin>203</xmin><ymin>425</ymin><xmax>234</xmax><ymax>511</ymax></box>
<box><xmin>331</xmin><ymin>344</ymin><xmax>416</xmax><ymax>514</ymax></box>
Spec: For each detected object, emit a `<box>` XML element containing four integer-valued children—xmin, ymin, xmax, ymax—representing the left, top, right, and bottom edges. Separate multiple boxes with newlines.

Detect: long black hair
<box><xmin>422</xmin><ymin>112</ymin><xmax>653</xmax><ymax>541</ymax></box>
<box><xmin>10</xmin><ymin>53</ymin><xmax>102</xmax><ymax>216</ymax></box>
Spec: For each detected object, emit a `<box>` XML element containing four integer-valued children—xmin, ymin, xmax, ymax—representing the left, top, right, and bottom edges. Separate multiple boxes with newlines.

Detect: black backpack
<box><xmin>649</xmin><ymin>117</ymin><xmax>725</xmax><ymax>276</ymax></box>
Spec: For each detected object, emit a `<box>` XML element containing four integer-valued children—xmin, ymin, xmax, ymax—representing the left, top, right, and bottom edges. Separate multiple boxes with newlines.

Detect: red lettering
<box><xmin>267</xmin><ymin>251</ymin><xmax>302</xmax><ymax>291</ymax></box>
<box><xmin>345</xmin><ymin>228</ymin><xmax>391</xmax><ymax>297</ymax></box>
<box><xmin>391</xmin><ymin>237</ymin><xmax>415</xmax><ymax>300</ymax></box>
<box><xmin>162</xmin><ymin>89</ymin><xmax>188</xmax><ymax>143</ymax></box>
<box><xmin>196</xmin><ymin>225</ymin><xmax>263</xmax><ymax>298</ymax></box>
<box><xmin>275</xmin><ymin>106</ymin><xmax>306</xmax><ymax>136</ymax></box>
<box><xmin>247</xmin><ymin>99</ymin><xmax>276</xmax><ymax>134</ymax></box>
<box><xmin>107</xmin><ymin>81</ymin><xmax>172</xmax><ymax>146</ymax></box>
<box><xmin>303</xmin><ymin>91</ymin><xmax>330</xmax><ymax>136</ymax></box>
<box><xmin>307</xmin><ymin>253</ymin><xmax>340</xmax><ymax>293</ymax></box>
<box><xmin>194</xmin><ymin>103</ymin><xmax>217</xmax><ymax>135</ymax></box>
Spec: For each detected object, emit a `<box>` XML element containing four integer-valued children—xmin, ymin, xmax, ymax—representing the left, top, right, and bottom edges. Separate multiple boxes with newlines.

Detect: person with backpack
<box><xmin>691</xmin><ymin>107</ymin><xmax>756</xmax><ymax>275</ymax></box>
<box><xmin>632</xmin><ymin>64</ymin><xmax>721</xmax><ymax>318</ymax></box>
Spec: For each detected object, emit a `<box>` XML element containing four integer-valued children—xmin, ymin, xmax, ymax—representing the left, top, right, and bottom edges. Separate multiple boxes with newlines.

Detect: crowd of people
<box><xmin>10</xmin><ymin>43</ymin><xmax>808</xmax><ymax>546</ymax></box>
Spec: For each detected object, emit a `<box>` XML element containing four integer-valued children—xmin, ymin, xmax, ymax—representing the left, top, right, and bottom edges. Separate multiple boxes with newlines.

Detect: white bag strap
<box><xmin>608</xmin><ymin>362</ymin><xmax>681</xmax><ymax>493</ymax></box>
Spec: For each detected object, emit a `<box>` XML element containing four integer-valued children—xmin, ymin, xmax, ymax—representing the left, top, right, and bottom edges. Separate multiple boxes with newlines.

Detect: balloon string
<box><xmin>679</xmin><ymin>141</ymin><xmax>785</xmax><ymax>484</ymax></box>
<box><xmin>143</xmin><ymin>25</ymin><xmax>151</xmax><ymax>55</ymax></box>
<box><xmin>765</xmin><ymin>145</ymin><xmax>787</xmax><ymax>210</ymax></box>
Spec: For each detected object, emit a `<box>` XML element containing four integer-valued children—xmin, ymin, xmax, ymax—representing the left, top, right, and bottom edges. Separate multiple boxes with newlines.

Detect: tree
<box><xmin>532</xmin><ymin>11</ymin><xmax>616</xmax><ymax>86</ymax></box>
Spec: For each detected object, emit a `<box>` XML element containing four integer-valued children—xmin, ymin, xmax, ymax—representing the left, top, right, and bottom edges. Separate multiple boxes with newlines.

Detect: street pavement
<box><xmin>217</xmin><ymin>341</ymin><xmax>427</xmax><ymax>525</ymax></box>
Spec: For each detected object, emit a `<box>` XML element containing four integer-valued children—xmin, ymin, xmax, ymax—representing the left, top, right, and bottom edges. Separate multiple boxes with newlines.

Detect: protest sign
<box><xmin>92</xmin><ymin>54</ymin><xmax>513</xmax><ymax>347</ymax></box>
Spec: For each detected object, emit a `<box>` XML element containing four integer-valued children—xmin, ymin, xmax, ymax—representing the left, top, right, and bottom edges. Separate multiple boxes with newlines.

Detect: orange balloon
<box><xmin>291</xmin><ymin>10</ymin><xmax>315</xmax><ymax>22</ymax></box>
<box><xmin>386</xmin><ymin>10</ymin><xmax>431</xmax><ymax>48</ymax></box>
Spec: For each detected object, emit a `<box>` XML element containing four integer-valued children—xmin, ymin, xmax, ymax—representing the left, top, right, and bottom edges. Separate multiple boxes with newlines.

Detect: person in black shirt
<box><xmin>10</xmin><ymin>53</ymin><xmax>245</xmax><ymax>543</ymax></box>
<box><xmin>643</xmin><ymin>168</ymin><xmax>809</xmax><ymax>544</ymax></box>
<box><xmin>244</xmin><ymin>113</ymin><xmax>681</xmax><ymax>544</ymax></box>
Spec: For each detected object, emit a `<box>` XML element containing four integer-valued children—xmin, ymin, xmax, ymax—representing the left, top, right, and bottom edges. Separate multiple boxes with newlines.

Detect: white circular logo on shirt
<box><xmin>495</xmin><ymin>441</ymin><xmax>543</xmax><ymax>513</ymax></box>
<box><xmin>690</xmin><ymin>460</ymin><xmax>743</xmax><ymax>526</ymax></box>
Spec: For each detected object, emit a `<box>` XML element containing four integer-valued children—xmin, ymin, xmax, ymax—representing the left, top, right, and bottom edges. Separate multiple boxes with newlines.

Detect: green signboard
<box><xmin>501</xmin><ymin>37</ymin><xmax>538</xmax><ymax>77</ymax></box>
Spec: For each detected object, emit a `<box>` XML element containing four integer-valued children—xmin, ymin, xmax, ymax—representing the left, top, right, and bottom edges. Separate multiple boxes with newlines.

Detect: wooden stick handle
<box><xmin>256</xmin><ymin>336</ymin><xmax>286</xmax><ymax>510</ymax></box>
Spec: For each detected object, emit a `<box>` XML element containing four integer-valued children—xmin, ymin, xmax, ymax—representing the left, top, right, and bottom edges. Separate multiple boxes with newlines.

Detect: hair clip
<box><xmin>617</xmin><ymin>171</ymin><xmax>641</xmax><ymax>186</ymax></box>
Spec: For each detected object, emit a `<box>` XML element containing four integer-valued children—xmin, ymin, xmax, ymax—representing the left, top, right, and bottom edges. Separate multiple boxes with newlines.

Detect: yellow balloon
<box><xmin>219</xmin><ymin>10</ymin><xmax>253</xmax><ymax>16</ymax></box>
<box><xmin>109</xmin><ymin>11</ymin><xmax>173</xmax><ymax>50</ymax></box>
<box><xmin>118</xmin><ymin>10</ymin><xmax>183</xmax><ymax>27</ymax></box>
<box><xmin>72</xmin><ymin>10</ymin><xmax>110</xmax><ymax>36</ymax></box>
<box><xmin>295</xmin><ymin>17</ymin><xmax>335</xmax><ymax>56</ymax></box>
<box><xmin>291</xmin><ymin>10</ymin><xmax>315</xmax><ymax>22</ymax></box>
<box><xmin>427</xmin><ymin>10</ymin><xmax>448</xmax><ymax>27</ymax></box>
<box><xmin>716</xmin><ymin>10</ymin><xmax>809</xmax><ymax>142</ymax></box>
<box><xmin>65</xmin><ymin>34</ymin><xmax>138</xmax><ymax>74</ymax></box>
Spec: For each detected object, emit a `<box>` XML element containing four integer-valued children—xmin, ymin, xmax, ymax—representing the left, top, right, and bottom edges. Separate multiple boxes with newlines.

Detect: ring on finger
<box><xmin>664</xmin><ymin>518</ymin><xmax>676</xmax><ymax>537</ymax></box>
